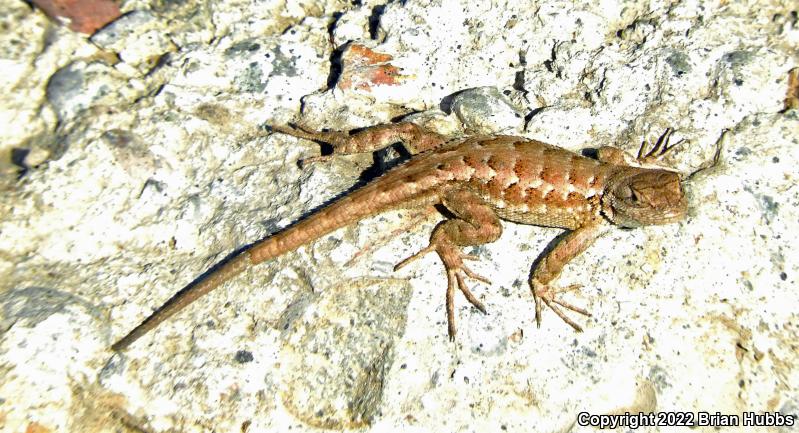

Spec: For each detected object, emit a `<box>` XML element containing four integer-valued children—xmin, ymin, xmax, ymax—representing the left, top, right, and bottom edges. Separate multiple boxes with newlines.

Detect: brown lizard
<box><xmin>111</xmin><ymin>122</ymin><xmax>687</xmax><ymax>351</ymax></box>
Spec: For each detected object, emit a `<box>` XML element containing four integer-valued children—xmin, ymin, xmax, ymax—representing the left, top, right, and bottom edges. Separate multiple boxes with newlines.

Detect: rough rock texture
<box><xmin>0</xmin><ymin>0</ymin><xmax>797</xmax><ymax>432</ymax></box>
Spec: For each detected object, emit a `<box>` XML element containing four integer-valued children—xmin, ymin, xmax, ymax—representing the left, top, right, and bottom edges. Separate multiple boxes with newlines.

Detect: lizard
<box><xmin>111</xmin><ymin>121</ymin><xmax>687</xmax><ymax>351</ymax></box>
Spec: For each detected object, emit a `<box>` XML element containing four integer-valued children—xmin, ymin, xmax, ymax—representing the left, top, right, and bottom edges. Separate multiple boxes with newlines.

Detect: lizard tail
<box><xmin>248</xmin><ymin>178</ymin><xmax>435</xmax><ymax>264</ymax></box>
<box><xmin>112</xmin><ymin>167</ymin><xmax>439</xmax><ymax>351</ymax></box>
<box><xmin>111</xmin><ymin>252</ymin><xmax>251</xmax><ymax>351</ymax></box>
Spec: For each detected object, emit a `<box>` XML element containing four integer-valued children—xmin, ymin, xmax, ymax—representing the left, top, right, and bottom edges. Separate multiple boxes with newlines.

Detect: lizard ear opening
<box><xmin>614</xmin><ymin>183</ymin><xmax>634</xmax><ymax>200</ymax></box>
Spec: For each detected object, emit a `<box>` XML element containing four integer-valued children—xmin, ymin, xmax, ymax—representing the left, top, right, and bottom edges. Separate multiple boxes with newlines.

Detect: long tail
<box><xmin>111</xmin><ymin>169</ymin><xmax>441</xmax><ymax>351</ymax></box>
<box><xmin>110</xmin><ymin>253</ymin><xmax>251</xmax><ymax>351</ymax></box>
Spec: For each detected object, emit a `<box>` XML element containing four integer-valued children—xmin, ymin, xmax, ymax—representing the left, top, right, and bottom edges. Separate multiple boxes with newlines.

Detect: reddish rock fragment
<box><xmin>336</xmin><ymin>44</ymin><xmax>405</xmax><ymax>92</ymax></box>
<box><xmin>25</xmin><ymin>422</ymin><xmax>52</xmax><ymax>433</ymax></box>
<box><xmin>31</xmin><ymin>0</ymin><xmax>121</xmax><ymax>35</ymax></box>
<box><xmin>785</xmin><ymin>68</ymin><xmax>799</xmax><ymax>111</ymax></box>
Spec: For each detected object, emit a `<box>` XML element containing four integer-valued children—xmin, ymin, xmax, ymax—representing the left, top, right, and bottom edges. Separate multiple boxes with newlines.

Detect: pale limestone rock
<box><xmin>0</xmin><ymin>0</ymin><xmax>797</xmax><ymax>432</ymax></box>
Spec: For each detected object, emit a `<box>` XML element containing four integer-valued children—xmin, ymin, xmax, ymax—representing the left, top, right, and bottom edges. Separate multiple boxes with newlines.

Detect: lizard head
<box><xmin>602</xmin><ymin>169</ymin><xmax>687</xmax><ymax>228</ymax></box>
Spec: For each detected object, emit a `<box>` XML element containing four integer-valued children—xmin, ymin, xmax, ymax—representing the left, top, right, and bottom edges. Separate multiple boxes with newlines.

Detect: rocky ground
<box><xmin>0</xmin><ymin>0</ymin><xmax>797</xmax><ymax>432</ymax></box>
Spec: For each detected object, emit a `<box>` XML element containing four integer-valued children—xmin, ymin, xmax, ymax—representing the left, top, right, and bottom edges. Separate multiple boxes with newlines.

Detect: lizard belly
<box><xmin>470</xmin><ymin>179</ymin><xmax>598</xmax><ymax>230</ymax></box>
<box><xmin>492</xmin><ymin>201</ymin><xmax>588</xmax><ymax>229</ymax></box>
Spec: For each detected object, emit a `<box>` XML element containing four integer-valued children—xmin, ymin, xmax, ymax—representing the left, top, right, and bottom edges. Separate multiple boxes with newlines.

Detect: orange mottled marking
<box><xmin>486</xmin><ymin>154</ymin><xmax>512</xmax><ymax>172</ymax></box>
<box><xmin>565</xmin><ymin>191</ymin><xmax>587</xmax><ymax>205</ymax></box>
<box><xmin>588</xmin><ymin>172</ymin><xmax>602</xmax><ymax>190</ymax></box>
<box><xmin>366</xmin><ymin>65</ymin><xmax>401</xmax><ymax>88</ymax></box>
<box><xmin>448</xmin><ymin>157</ymin><xmax>476</xmax><ymax>182</ymax></box>
<box><xmin>541</xmin><ymin>184</ymin><xmax>559</xmax><ymax>203</ymax></box>
<box><xmin>566</xmin><ymin>158</ymin><xmax>603</xmax><ymax>194</ymax></box>
<box><xmin>348</xmin><ymin>44</ymin><xmax>394</xmax><ymax>64</ymax></box>
<box><xmin>25</xmin><ymin>422</ymin><xmax>52</xmax><ymax>433</ymax></box>
<box><xmin>785</xmin><ymin>68</ymin><xmax>799</xmax><ymax>110</ymax></box>
<box><xmin>504</xmin><ymin>182</ymin><xmax>527</xmax><ymax>203</ymax></box>
<box><xmin>568</xmin><ymin>169</ymin><xmax>593</xmax><ymax>193</ymax></box>
<box><xmin>31</xmin><ymin>0</ymin><xmax>120</xmax><ymax>34</ymax></box>
<box><xmin>487</xmin><ymin>155</ymin><xmax>518</xmax><ymax>188</ymax></box>
<box><xmin>463</xmin><ymin>154</ymin><xmax>494</xmax><ymax>181</ymax></box>
<box><xmin>337</xmin><ymin>44</ymin><xmax>404</xmax><ymax>91</ymax></box>
<box><xmin>513</xmin><ymin>157</ymin><xmax>543</xmax><ymax>188</ymax></box>
<box><xmin>540</xmin><ymin>165</ymin><xmax>567</xmax><ymax>189</ymax></box>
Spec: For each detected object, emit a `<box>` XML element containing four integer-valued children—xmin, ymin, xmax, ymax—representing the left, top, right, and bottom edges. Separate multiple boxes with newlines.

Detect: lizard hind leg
<box><xmin>596</xmin><ymin>128</ymin><xmax>685</xmax><ymax>168</ymax></box>
<box><xmin>394</xmin><ymin>188</ymin><xmax>502</xmax><ymax>340</ymax></box>
<box><xmin>270</xmin><ymin>122</ymin><xmax>447</xmax><ymax>164</ymax></box>
<box><xmin>637</xmin><ymin>128</ymin><xmax>684</xmax><ymax>164</ymax></box>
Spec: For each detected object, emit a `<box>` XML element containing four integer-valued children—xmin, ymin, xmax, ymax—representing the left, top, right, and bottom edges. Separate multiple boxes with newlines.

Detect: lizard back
<box><xmin>374</xmin><ymin>135</ymin><xmax>620</xmax><ymax>230</ymax></box>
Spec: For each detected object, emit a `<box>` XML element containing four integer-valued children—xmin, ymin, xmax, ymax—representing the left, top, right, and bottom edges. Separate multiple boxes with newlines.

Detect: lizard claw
<box><xmin>531</xmin><ymin>279</ymin><xmax>590</xmax><ymax>332</ymax></box>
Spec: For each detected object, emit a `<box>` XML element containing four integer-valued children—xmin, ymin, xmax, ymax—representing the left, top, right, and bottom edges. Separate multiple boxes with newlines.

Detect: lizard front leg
<box><xmin>530</xmin><ymin>220</ymin><xmax>610</xmax><ymax>332</ymax></box>
<box><xmin>395</xmin><ymin>188</ymin><xmax>502</xmax><ymax>340</ymax></box>
<box><xmin>271</xmin><ymin>122</ymin><xmax>447</xmax><ymax>161</ymax></box>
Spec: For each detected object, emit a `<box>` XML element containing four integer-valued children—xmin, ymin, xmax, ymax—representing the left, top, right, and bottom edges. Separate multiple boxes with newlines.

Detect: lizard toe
<box><xmin>394</xmin><ymin>244</ymin><xmax>436</xmax><ymax>271</ymax></box>
<box><xmin>531</xmin><ymin>279</ymin><xmax>590</xmax><ymax>332</ymax></box>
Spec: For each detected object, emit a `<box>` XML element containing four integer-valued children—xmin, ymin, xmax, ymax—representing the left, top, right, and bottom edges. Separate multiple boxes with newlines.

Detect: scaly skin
<box><xmin>111</xmin><ymin>123</ymin><xmax>687</xmax><ymax>351</ymax></box>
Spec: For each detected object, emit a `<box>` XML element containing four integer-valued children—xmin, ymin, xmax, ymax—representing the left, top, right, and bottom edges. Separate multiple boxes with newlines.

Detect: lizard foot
<box><xmin>395</xmin><ymin>242</ymin><xmax>490</xmax><ymax>340</ymax></box>
<box><xmin>637</xmin><ymin>128</ymin><xmax>685</xmax><ymax>165</ymax></box>
<box><xmin>531</xmin><ymin>278</ymin><xmax>591</xmax><ymax>332</ymax></box>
